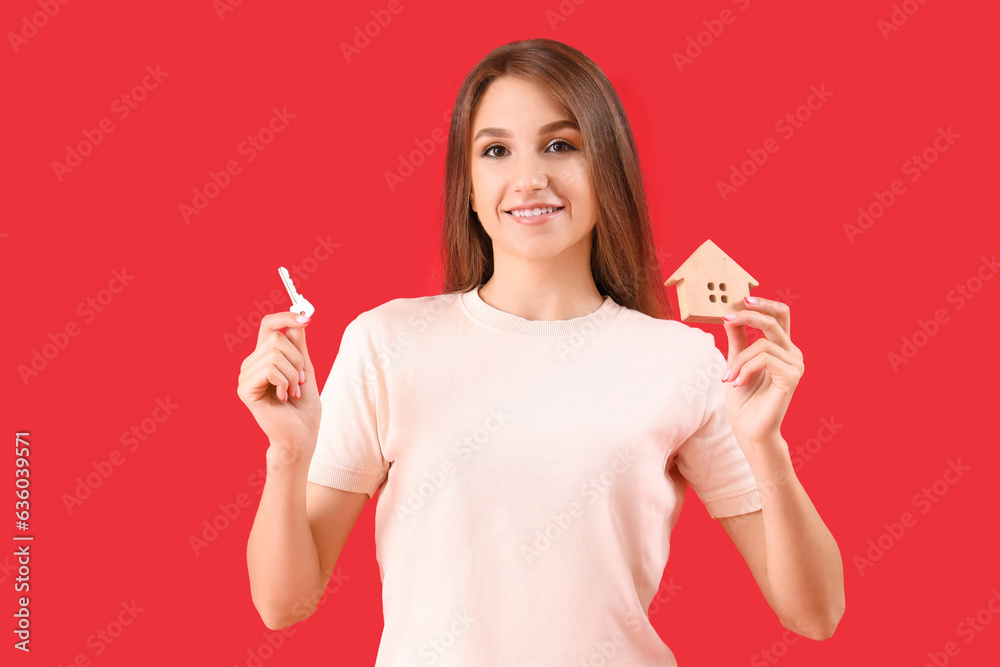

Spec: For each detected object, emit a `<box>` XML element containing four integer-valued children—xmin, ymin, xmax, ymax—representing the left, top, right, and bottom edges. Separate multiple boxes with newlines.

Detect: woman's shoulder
<box><xmin>615</xmin><ymin>303</ymin><xmax>715</xmax><ymax>347</ymax></box>
<box><xmin>349</xmin><ymin>292</ymin><xmax>462</xmax><ymax>333</ymax></box>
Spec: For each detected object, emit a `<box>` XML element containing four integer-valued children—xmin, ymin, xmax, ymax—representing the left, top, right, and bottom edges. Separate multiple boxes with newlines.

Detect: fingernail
<box><xmin>299</xmin><ymin>369</ymin><xmax>306</xmax><ymax>384</ymax></box>
<box><xmin>722</xmin><ymin>314</ymin><xmax>736</xmax><ymax>321</ymax></box>
<box><xmin>296</xmin><ymin>314</ymin><xmax>310</xmax><ymax>323</ymax></box>
<box><xmin>745</xmin><ymin>296</ymin><xmax>758</xmax><ymax>304</ymax></box>
<box><xmin>295</xmin><ymin>384</ymin><xmax>301</xmax><ymax>398</ymax></box>
<box><xmin>283</xmin><ymin>387</ymin><xmax>289</xmax><ymax>401</ymax></box>
<box><xmin>722</xmin><ymin>368</ymin><xmax>732</xmax><ymax>382</ymax></box>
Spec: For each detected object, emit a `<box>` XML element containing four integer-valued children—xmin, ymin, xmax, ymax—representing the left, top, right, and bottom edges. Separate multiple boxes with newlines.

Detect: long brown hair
<box><xmin>436</xmin><ymin>38</ymin><xmax>674</xmax><ymax>320</ymax></box>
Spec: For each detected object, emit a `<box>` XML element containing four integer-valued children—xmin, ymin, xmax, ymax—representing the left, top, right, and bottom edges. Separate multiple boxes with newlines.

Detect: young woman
<box><xmin>240</xmin><ymin>38</ymin><xmax>844</xmax><ymax>665</ymax></box>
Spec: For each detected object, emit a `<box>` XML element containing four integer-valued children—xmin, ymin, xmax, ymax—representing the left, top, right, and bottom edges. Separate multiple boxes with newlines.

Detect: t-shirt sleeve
<box><xmin>306</xmin><ymin>313</ymin><xmax>390</xmax><ymax>499</ymax></box>
<box><xmin>673</xmin><ymin>336</ymin><xmax>762</xmax><ymax>519</ymax></box>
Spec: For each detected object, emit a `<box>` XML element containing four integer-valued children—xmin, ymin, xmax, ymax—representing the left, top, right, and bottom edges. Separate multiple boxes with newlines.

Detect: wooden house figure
<box><xmin>664</xmin><ymin>239</ymin><xmax>759</xmax><ymax>323</ymax></box>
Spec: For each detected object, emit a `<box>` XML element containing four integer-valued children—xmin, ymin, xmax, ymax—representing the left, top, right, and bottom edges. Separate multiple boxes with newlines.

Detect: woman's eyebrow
<box><xmin>472</xmin><ymin>119</ymin><xmax>579</xmax><ymax>143</ymax></box>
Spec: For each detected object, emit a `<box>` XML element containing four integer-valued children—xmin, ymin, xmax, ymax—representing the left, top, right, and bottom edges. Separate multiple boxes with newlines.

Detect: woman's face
<box><xmin>469</xmin><ymin>76</ymin><xmax>597</xmax><ymax>265</ymax></box>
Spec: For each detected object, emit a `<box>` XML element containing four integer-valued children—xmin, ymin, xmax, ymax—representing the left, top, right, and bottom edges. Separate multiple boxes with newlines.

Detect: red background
<box><xmin>3</xmin><ymin>0</ymin><xmax>998</xmax><ymax>665</ymax></box>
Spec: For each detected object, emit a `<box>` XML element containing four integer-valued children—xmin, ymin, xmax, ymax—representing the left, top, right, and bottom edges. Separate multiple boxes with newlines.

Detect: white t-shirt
<box><xmin>306</xmin><ymin>286</ymin><xmax>762</xmax><ymax>666</ymax></box>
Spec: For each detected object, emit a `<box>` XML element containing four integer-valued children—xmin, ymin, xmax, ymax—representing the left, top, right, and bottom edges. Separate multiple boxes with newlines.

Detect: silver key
<box><xmin>278</xmin><ymin>266</ymin><xmax>315</xmax><ymax>318</ymax></box>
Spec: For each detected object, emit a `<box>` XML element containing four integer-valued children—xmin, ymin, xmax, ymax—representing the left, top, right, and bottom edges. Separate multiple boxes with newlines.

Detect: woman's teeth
<box><xmin>509</xmin><ymin>206</ymin><xmax>561</xmax><ymax>217</ymax></box>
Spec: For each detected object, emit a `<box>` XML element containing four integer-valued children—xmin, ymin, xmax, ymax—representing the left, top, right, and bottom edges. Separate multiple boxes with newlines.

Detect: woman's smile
<box><xmin>506</xmin><ymin>205</ymin><xmax>564</xmax><ymax>224</ymax></box>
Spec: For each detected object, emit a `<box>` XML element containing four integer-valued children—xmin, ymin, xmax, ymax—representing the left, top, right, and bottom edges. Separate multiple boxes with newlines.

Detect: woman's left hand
<box><xmin>720</xmin><ymin>296</ymin><xmax>804</xmax><ymax>455</ymax></box>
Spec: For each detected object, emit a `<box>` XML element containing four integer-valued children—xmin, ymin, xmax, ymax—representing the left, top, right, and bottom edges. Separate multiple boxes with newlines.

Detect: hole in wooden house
<box><xmin>709</xmin><ymin>294</ymin><xmax>717</xmax><ymax>302</ymax></box>
<box><xmin>721</xmin><ymin>295</ymin><xmax>728</xmax><ymax>303</ymax></box>
<box><xmin>719</xmin><ymin>283</ymin><xmax>727</xmax><ymax>291</ymax></box>
<box><xmin>707</xmin><ymin>282</ymin><xmax>715</xmax><ymax>290</ymax></box>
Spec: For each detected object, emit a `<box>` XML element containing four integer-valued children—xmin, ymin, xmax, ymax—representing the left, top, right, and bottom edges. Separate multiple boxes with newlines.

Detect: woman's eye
<box><xmin>480</xmin><ymin>140</ymin><xmax>576</xmax><ymax>159</ymax></box>
<box><xmin>482</xmin><ymin>145</ymin><xmax>508</xmax><ymax>158</ymax></box>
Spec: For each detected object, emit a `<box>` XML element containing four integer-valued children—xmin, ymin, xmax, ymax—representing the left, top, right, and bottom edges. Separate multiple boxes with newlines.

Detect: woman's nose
<box><xmin>511</xmin><ymin>153</ymin><xmax>548</xmax><ymax>193</ymax></box>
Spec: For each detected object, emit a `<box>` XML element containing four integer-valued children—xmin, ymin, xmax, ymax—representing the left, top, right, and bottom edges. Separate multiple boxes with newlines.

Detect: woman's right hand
<box><xmin>237</xmin><ymin>311</ymin><xmax>321</xmax><ymax>456</ymax></box>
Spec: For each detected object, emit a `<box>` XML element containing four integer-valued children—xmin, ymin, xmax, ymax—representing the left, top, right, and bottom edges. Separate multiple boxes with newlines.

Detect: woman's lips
<box><xmin>506</xmin><ymin>206</ymin><xmax>564</xmax><ymax>224</ymax></box>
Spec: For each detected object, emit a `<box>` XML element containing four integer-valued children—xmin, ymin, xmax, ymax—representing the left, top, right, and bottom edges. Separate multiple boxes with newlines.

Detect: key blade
<box><xmin>278</xmin><ymin>266</ymin><xmax>301</xmax><ymax>303</ymax></box>
<box><xmin>278</xmin><ymin>266</ymin><xmax>315</xmax><ymax>318</ymax></box>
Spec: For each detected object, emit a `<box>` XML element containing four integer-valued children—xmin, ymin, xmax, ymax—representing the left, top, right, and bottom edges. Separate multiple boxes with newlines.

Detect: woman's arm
<box><xmin>713</xmin><ymin>296</ymin><xmax>844</xmax><ymax>640</ymax></box>
<box><xmin>717</xmin><ymin>437</ymin><xmax>845</xmax><ymax>640</ymax></box>
<box><xmin>247</xmin><ymin>445</ymin><xmax>369</xmax><ymax>629</ymax></box>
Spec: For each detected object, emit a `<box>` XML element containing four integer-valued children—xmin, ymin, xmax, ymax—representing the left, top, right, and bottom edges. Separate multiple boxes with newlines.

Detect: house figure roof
<box><xmin>664</xmin><ymin>239</ymin><xmax>759</xmax><ymax>323</ymax></box>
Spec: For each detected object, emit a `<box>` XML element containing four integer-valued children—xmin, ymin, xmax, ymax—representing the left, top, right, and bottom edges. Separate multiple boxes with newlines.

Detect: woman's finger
<box><xmin>731</xmin><ymin>350</ymin><xmax>803</xmax><ymax>391</ymax></box>
<box><xmin>724</xmin><ymin>308</ymin><xmax>793</xmax><ymax>353</ymax></box>
<box><xmin>743</xmin><ymin>296</ymin><xmax>791</xmax><ymax>339</ymax></box>
<box><xmin>283</xmin><ymin>320</ymin><xmax>314</xmax><ymax>380</ymax></box>
<box><xmin>241</xmin><ymin>339</ymin><xmax>303</xmax><ymax>403</ymax></box>
<box><xmin>256</xmin><ymin>310</ymin><xmax>312</xmax><ymax>349</ymax></box>
<box><xmin>725</xmin><ymin>337</ymin><xmax>800</xmax><ymax>384</ymax></box>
